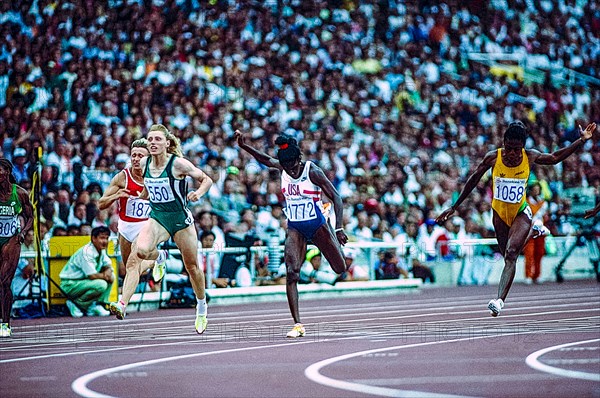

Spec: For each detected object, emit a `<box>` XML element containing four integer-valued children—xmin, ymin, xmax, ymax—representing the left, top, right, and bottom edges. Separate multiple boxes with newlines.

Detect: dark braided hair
<box><xmin>0</xmin><ymin>158</ymin><xmax>16</xmax><ymax>184</ymax></box>
<box><xmin>275</xmin><ymin>135</ymin><xmax>301</xmax><ymax>164</ymax></box>
<box><xmin>504</xmin><ymin>120</ymin><xmax>528</xmax><ymax>145</ymax></box>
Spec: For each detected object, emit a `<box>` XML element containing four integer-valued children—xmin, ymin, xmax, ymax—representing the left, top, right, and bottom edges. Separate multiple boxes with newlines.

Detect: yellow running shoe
<box><xmin>0</xmin><ymin>323</ymin><xmax>11</xmax><ymax>337</ymax></box>
<box><xmin>152</xmin><ymin>250</ymin><xmax>168</xmax><ymax>282</ymax></box>
<box><xmin>195</xmin><ymin>314</ymin><xmax>208</xmax><ymax>334</ymax></box>
<box><xmin>286</xmin><ymin>323</ymin><xmax>305</xmax><ymax>338</ymax></box>
<box><xmin>109</xmin><ymin>301</ymin><xmax>127</xmax><ymax>320</ymax></box>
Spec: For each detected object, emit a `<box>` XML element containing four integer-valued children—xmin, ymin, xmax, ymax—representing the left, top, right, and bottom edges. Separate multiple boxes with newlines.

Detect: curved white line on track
<box><xmin>304</xmin><ymin>330</ymin><xmax>599</xmax><ymax>398</ymax></box>
<box><xmin>525</xmin><ymin>339</ymin><xmax>600</xmax><ymax>381</ymax></box>
<box><xmin>73</xmin><ymin>321</ymin><xmax>582</xmax><ymax>398</ymax></box>
<box><xmin>71</xmin><ymin>340</ymin><xmax>313</xmax><ymax>398</ymax></box>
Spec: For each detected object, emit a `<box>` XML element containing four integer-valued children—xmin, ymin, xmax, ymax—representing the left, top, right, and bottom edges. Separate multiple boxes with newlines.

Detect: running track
<box><xmin>1</xmin><ymin>281</ymin><xmax>599</xmax><ymax>398</ymax></box>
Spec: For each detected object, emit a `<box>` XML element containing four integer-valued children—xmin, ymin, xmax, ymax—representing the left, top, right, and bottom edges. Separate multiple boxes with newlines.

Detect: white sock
<box><xmin>156</xmin><ymin>249</ymin><xmax>167</xmax><ymax>263</ymax></box>
<box><xmin>196</xmin><ymin>297</ymin><xmax>207</xmax><ymax>316</ymax></box>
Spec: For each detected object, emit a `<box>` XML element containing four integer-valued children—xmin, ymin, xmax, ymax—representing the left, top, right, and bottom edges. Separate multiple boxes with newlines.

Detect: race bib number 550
<box><xmin>145</xmin><ymin>178</ymin><xmax>175</xmax><ymax>203</ymax></box>
<box><xmin>494</xmin><ymin>177</ymin><xmax>526</xmax><ymax>204</ymax></box>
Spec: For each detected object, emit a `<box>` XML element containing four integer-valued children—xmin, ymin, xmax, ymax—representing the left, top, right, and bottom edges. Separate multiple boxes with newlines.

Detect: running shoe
<box><xmin>532</xmin><ymin>220</ymin><xmax>550</xmax><ymax>239</ymax></box>
<box><xmin>0</xmin><ymin>323</ymin><xmax>11</xmax><ymax>337</ymax></box>
<box><xmin>109</xmin><ymin>301</ymin><xmax>127</xmax><ymax>320</ymax></box>
<box><xmin>66</xmin><ymin>300</ymin><xmax>84</xmax><ymax>318</ymax></box>
<box><xmin>152</xmin><ymin>250</ymin><xmax>168</xmax><ymax>282</ymax></box>
<box><xmin>487</xmin><ymin>298</ymin><xmax>504</xmax><ymax>317</ymax></box>
<box><xmin>195</xmin><ymin>314</ymin><xmax>208</xmax><ymax>334</ymax></box>
<box><xmin>286</xmin><ymin>323</ymin><xmax>305</xmax><ymax>338</ymax></box>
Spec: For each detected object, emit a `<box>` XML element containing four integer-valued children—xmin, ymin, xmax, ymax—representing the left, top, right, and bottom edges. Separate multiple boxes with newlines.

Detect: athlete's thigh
<box><xmin>492</xmin><ymin>211</ymin><xmax>510</xmax><ymax>256</ymax></box>
<box><xmin>0</xmin><ymin>239</ymin><xmax>21</xmax><ymax>284</ymax></box>
<box><xmin>173</xmin><ymin>224</ymin><xmax>199</xmax><ymax>268</ymax></box>
<box><xmin>136</xmin><ymin>218</ymin><xmax>170</xmax><ymax>252</ymax></box>
<box><xmin>285</xmin><ymin>228</ymin><xmax>307</xmax><ymax>273</ymax></box>
<box><xmin>119</xmin><ymin>234</ymin><xmax>132</xmax><ymax>265</ymax></box>
<box><xmin>506</xmin><ymin>211</ymin><xmax>532</xmax><ymax>254</ymax></box>
<box><xmin>312</xmin><ymin>225</ymin><xmax>345</xmax><ymax>274</ymax></box>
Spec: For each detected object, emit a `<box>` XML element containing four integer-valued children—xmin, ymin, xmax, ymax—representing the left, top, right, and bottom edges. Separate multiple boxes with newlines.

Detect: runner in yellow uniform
<box><xmin>437</xmin><ymin>121</ymin><xmax>596</xmax><ymax>316</ymax></box>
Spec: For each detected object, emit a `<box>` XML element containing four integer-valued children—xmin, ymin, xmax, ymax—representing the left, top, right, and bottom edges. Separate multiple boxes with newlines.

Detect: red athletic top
<box><xmin>118</xmin><ymin>168</ymin><xmax>150</xmax><ymax>222</ymax></box>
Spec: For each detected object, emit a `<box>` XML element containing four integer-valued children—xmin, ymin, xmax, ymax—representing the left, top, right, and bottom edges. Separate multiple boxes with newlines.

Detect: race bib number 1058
<box><xmin>494</xmin><ymin>177</ymin><xmax>526</xmax><ymax>204</ymax></box>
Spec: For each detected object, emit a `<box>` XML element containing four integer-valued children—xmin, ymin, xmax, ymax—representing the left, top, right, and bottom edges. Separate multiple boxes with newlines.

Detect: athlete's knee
<box><xmin>136</xmin><ymin>245</ymin><xmax>153</xmax><ymax>260</ymax></box>
<box><xmin>286</xmin><ymin>265</ymin><xmax>300</xmax><ymax>283</ymax></box>
<box><xmin>505</xmin><ymin>247</ymin><xmax>520</xmax><ymax>263</ymax></box>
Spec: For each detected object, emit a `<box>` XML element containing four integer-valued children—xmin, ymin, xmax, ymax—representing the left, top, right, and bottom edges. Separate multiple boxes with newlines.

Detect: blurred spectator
<box><xmin>59</xmin><ymin>226</ymin><xmax>114</xmax><ymax>318</ymax></box>
<box><xmin>0</xmin><ymin>0</ymin><xmax>597</xmax><ymax>273</ymax></box>
<box><xmin>375</xmin><ymin>251</ymin><xmax>409</xmax><ymax>280</ymax></box>
<box><xmin>11</xmin><ymin>148</ymin><xmax>30</xmax><ymax>184</ymax></box>
<box><xmin>300</xmin><ymin>248</ymin><xmax>338</xmax><ymax>285</ymax></box>
<box><xmin>523</xmin><ymin>182</ymin><xmax>549</xmax><ymax>284</ymax></box>
<box><xmin>339</xmin><ymin>247</ymin><xmax>369</xmax><ymax>282</ymax></box>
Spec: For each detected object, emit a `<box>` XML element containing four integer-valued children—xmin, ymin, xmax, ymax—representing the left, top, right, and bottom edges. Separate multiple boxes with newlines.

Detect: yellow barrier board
<box><xmin>47</xmin><ymin>236</ymin><xmax>118</xmax><ymax>305</ymax></box>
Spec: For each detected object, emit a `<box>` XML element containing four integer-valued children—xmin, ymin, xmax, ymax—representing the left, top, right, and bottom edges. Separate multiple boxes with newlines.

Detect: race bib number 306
<box><xmin>494</xmin><ymin>177</ymin><xmax>526</xmax><ymax>204</ymax></box>
<box><xmin>125</xmin><ymin>198</ymin><xmax>151</xmax><ymax>219</ymax></box>
<box><xmin>0</xmin><ymin>216</ymin><xmax>18</xmax><ymax>238</ymax></box>
<box><xmin>145</xmin><ymin>178</ymin><xmax>175</xmax><ymax>203</ymax></box>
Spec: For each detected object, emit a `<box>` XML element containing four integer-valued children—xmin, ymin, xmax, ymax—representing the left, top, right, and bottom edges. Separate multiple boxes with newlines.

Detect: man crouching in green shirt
<box><xmin>60</xmin><ymin>226</ymin><xmax>114</xmax><ymax>317</ymax></box>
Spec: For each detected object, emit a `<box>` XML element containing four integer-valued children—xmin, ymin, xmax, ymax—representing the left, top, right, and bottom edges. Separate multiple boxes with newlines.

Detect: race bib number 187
<box><xmin>125</xmin><ymin>198</ymin><xmax>151</xmax><ymax>219</ymax></box>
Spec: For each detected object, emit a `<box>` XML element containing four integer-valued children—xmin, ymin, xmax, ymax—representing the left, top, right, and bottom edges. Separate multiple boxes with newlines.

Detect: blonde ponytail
<box><xmin>149</xmin><ymin>124</ymin><xmax>183</xmax><ymax>157</ymax></box>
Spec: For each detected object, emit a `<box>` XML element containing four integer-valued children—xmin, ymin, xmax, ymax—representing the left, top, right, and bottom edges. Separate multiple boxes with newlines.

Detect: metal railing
<box><xmin>467</xmin><ymin>52</ymin><xmax>600</xmax><ymax>87</ymax></box>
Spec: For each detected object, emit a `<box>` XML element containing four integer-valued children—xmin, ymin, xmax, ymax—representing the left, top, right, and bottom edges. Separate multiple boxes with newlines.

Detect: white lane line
<box><xmin>4</xmin><ymin>299</ymin><xmax>599</xmax><ymax>349</ymax></box>
<box><xmin>304</xmin><ymin>329</ymin><xmax>553</xmax><ymax>398</ymax></box>
<box><xmin>1</xmin><ymin>311</ymin><xmax>598</xmax><ymax>363</ymax></box>
<box><xmin>12</xmin><ymin>288</ymin><xmax>599</xmax><ymax>331</ymax></box>
<box><xmin>71</xmin><ymin>340</ymin><xmax>315</xmax><ymax>398</ymax></box>
<box><xmin>525</xmin><ymin>339</ymin><xmax>600</xmax><ymax>382</ymax></box>
<box><xmin>354</xmin><ymin>373</ymin><xmax>555</xmax><ymax>385</ymax></box>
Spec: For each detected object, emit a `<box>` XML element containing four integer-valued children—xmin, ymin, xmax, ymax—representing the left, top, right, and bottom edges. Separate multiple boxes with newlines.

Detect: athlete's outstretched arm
<box><xmin>309</xmin><ymin>165</ymin><xmax>348</xmax><ymax>245</ymax></box>
<box><xmin>530</xmin><ymin>122</ymin><xmax>596</xmax><ymax>165</ymax></box>
<box><xmin>16</xmin><ymin>186</ymin><xmax>34</xmax><ymax>244</ymax></box>
<box><xmin>98</xmin><ymin>171</ymin><xmax>128</xmax><ymax>210</ymax></box>
<box><xmin>234</xmin><ymin>129</ymin><xmax>282</xmax><ymax>170</ymax></box>
<box><xmin>173</xmin><ymin>158</ymin><xmax>213</xmax><ymax>202</ymax></box>
<box><xmin>436</xmin><ymin>150</ymin><xmax>497</xmax><ymax>223</ymax></box>
<box><xmin>585</xmin><ymin>203</ymin><xmax>600</xmax><ymax>219</ymax></box>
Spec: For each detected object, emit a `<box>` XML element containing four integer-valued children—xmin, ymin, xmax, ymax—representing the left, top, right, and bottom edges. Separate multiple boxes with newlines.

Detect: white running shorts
<box><xmin>118</xmin><ymin>218</ymin><xmax>148</xmax><ymax>243</ymax></box>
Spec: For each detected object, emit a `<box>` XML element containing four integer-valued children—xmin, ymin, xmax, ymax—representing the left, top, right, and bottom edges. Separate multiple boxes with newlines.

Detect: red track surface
<box><xmin>1</xmin><ymin>280</ymin><xmax>599</xmax><ymax>398</ymax></box>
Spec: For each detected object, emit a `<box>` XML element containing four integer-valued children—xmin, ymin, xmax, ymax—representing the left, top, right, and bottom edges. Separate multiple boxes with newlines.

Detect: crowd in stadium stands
<box><xmin>1</xmin><ymin>0</ymin><xmax>599</xmax><ymax>280</ymax></box>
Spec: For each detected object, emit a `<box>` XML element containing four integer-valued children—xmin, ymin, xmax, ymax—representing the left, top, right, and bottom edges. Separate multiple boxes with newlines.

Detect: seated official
<box><xmin>59</xmin><ymin>226</ymin><xmax>114</xmax><ymax>317</ymax></box>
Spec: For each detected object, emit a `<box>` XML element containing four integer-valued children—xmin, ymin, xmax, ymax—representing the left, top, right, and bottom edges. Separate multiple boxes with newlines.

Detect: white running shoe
<box><xmin>286</xmin><ymin>323</ymin><xmax>305</xmax><ymax>338</ymax></box>
<box><xmin>195</xmin><ymin>301</ymin><xmax>208</xmax><ymax>334</ymax></box>
<box><xmin>0</xmin><ymin>323</ymin><xmax>12</xmax><ymax>337</ymax></box>
<box><xmin>532</xmin><ymin>220</ymin><xmax>550</xmax><ymax>239</ymax></box>
<box><xmin>152</xmin><ymin>250</ymin><xmax>168</xmax><ymax>282</ymax></box>
<box><xmin>488</xmin><ymin>298</ymin><xmax>504</xmax><ymax>317</ymax></box>
<box><xmin>66</xmin><ymin>300</ymin><xmax>84</xmax><ymax>318</ymax></box>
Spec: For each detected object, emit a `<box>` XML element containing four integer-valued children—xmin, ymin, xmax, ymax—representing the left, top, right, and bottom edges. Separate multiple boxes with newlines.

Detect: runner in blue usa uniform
<box><xmin>236</xmin><ymin>130</ymin><xmax>348</xmax><ymax>338</ymax></box>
